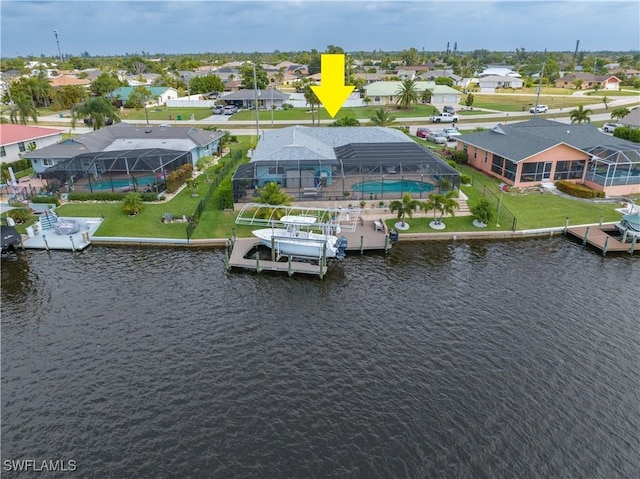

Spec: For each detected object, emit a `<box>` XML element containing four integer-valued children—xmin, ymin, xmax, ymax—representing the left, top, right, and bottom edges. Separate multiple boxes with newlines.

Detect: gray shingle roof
<box><xmin>459</xmin><ymin>118</ymin><xmax>633</xmax><ymax>162</ymax></box>
<box><xmin>23</xmin><ymin>124</ymin><xmax>223</xmax><ymax>159</ymax></box>
<box><xmin>220</xmin><ymin>89</ymin><xmax>290</xmax><ymax>101</ymax></box>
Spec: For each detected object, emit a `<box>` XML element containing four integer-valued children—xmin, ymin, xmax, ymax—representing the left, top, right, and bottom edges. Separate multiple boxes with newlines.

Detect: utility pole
<box><xmin>253</xmin><ymin>61</ymin><xmax>260</xmax><ymax>139</ymax></box>
<box><xmin>53</xmin><ymin>29</ymin><xmax>63</xmax><ymax>64</ymax></box>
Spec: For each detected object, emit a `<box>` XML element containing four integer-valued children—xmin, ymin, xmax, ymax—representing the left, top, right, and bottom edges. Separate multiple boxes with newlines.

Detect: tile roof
<box><xmin>0</xmin><ymin>125</ymin><xmax>62</xmax><ymax>145</ymax></box>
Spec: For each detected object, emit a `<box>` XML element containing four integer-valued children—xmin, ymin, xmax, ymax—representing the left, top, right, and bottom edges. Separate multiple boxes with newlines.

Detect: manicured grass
<box><xmin>120</xmin><ymin>107</ymin><xmax>213</xmax><ymax>122</ymax></box>
<box><xmin>231</xmin><ymin>104</ymin><xmax>439</xmax><ymax>121</ymax></box>
<box><xmin>468</xmin><ymin>94</ymin><xmax>601</xmax><ymax>112</ymax></box>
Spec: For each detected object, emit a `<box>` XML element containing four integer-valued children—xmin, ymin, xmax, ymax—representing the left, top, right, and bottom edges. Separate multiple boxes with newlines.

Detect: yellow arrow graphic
<box><xmin>311</xmin><ymin>54</ymin><xmax>355</xmax><ymax>118</ymax></box>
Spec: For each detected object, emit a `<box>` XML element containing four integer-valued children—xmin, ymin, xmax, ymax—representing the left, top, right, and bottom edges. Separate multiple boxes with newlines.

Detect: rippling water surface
<box><xmin>2</xmin><ymin>238</ymin><xmax>639</xmax><ymax>478</ymax></box>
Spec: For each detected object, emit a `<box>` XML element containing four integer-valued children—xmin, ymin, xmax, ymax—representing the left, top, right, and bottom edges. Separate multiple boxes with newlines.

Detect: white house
<box><xmin>0</xmin><ymin>125</ymin><xmax>63</xmax><ymax>165</ymax></box>
<box><xmin>477</xmin><ymin>75</ymin><xmax>524</xmax><ymax>93</ymax></box>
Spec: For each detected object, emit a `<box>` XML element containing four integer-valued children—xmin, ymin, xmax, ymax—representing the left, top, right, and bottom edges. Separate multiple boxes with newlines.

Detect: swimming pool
<box><xmin>88</xmin><ymin>176</ymin><xmax>156</xmax><ymax>190</ymax></box>
<box><xmin>352</xmin><ymin>179</ymin><xmax>435</xmax><ymax>195</ymax></box>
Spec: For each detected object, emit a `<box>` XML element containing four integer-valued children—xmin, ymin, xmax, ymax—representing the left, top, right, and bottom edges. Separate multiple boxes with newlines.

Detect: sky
<box><xmin>1</xmin><ymin>0</ymin><xmax>638</xmax><ymax>59</ymax></box>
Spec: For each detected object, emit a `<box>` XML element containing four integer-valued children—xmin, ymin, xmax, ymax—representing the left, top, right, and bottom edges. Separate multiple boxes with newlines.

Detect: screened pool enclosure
<box><xmin>583</xmin><ymin>144</ymin><xmax>640</xmax><ymax>189</ymax></box>
<box><xmin>232</xmin><ymin>142</ymin><xmax>461</xmax><ymax>203</ymax></box>
<box><xmin>42</xmin><ymin>148</ymin><xmax>192</xmax><ymax>194</ymax></box>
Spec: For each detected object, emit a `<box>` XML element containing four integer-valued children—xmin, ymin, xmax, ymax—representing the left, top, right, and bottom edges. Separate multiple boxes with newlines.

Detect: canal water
<box><xmin>1</xmin><ymin>238</ymin><xmax>638</xmax><ymax>478</ymax></box>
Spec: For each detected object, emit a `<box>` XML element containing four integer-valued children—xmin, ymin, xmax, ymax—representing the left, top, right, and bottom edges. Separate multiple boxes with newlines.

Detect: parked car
<box><xmin>442</xmin><ymin>127</ymin><xmax>461</xmax><ymax>141</ymax></box>
<box><xmin>416</xmin><ymin>127</ymin><xmax>431</xmax><ymax>139</ymax></box>
<box><xmin>530</xmin><ymin>105</ymin><xmax>548</xmax><ymax>113</ymax></box>
<box><xmin>430</xmin><ymin>112</ymin><xmax>459</xmax><ymax>123</ymax></box>
<box><xmin>224</xmin><ymin>105</ymin><xmax>238</xmax><ymax>115</ymax></box>
<box><xmin>443</xmin><ymin>105</ymin><xmax>456</xmax><ymax>115</ymax></box>
<box><xmin>426</xmin><ymin>131</ymin><xmax>448</xmax><ymax>144</ymax></box>
<box><xmin>602</xmin><ymin>122</ymin><xmax>622</xmax><ymax>133</ymax></box>
<box><xmin>212</xmin><ymin>105</ymin><xmax>224</xmax><ymax>115</ymax></box>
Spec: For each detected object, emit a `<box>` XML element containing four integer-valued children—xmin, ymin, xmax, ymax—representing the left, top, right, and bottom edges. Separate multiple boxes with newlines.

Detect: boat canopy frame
<box><xmin>235</xmin><ymin>202</ymin><xmax>361</xmax><ymax>233</ymax></box>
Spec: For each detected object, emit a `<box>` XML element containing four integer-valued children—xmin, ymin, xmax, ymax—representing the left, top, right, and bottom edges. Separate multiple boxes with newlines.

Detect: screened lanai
<box><xmin>42</xmin><ymin>148</ymin><xmax>192</xmax><ymax>194</ymax></box>
<box><xmin>583</xmin><ymin>144</ymin><xmax>640</xmax><ymax>189</ymax></box>
<box><xmin>232</xmin><ymin>142</ymin><xmax>460</xmax><ymax>203</ymax></box>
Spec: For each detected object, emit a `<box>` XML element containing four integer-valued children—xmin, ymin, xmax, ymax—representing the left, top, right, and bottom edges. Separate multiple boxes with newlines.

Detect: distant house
<box><xmin>555</xmin><ymin>73</ymin><xmax>620</xmax><ymax>90</ymax></box>
<box><xmin>109</xmin><ymin>86</ymin><xmax>178</xmax><ymax>106</ymax></box>
<box><xmin>457</xmin><ymin>117</ymin><xmax>640</xmax><ymax>197</ymax></box>
<box><xmin>477</xmin><ymin>75</ymin><xmax>524</xmax><ymax>92</ymax></box>
<box><xmin>478</xmin><ymin>67</ymin><xmax>521</xmax><ymax>78</ymax></box>
<box><xmin>23</xmin><ymin>123</ymin><xmax>224</xmax><ymax>174</ymax></box>
<box><xmin>362</xmin><ymin>81</ymin><xmax>461</xmax><ymax>106</ymax></box>
<box><xmin>49</xmin><ymin>75</ymin><xmax>91</xmax><ymax>88</ymax></box>
<box><xmin>218</xmin><ymin>89</ymin><xmax>290</xmax><ymax>109</ymax></box>
<box><xmin>0</xmin><ymin>125</ymin><xmax>63</xmax><ymax>165</ymax></box>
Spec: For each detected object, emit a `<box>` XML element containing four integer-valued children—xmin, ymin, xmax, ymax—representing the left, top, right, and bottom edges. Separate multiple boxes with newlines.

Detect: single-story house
<box><xmin>478</xmin><ymin>67</ymin><xmax>521</xmax><ymax>78</ymax></box>
<box><xmin>108</xmin><ymin>86</ymin><xmax>179</xmax><ymax>107</ymax></box>
<box><xmin>555</xmin><ymin>73</ymin><xmax>620</xmax><ymax>90</ymax></box>
<box><xmin>0</xmin><ymin>125</ymin><xmax>63</xmax><ymax>165</ymax></box>
<box><xmin>232</xmin><ymin>125</ymin><xmax>460</xmax><ymax>204</ymax></box>
<box><xmin>477</xmin><ymin>75</ymin><xmax>524</xmax><ymax>92</ymax></box>
<box><xmin>621</xmin><ymin>108</ymin><xmax>640</xmax><ymax>128</ymax></box>
<box><xmin>457</xmin><ymin>117</ymin><xmax>640</xmax><ymax>197</ymax></box>
<box><xmin>218</xmin><ymin>89</ymin><xmax>290</xmax><ymax>109</ymax></box>
<box><xmin>362</xmin><ymin>81</ymin><xmax>462</xmax><ymax>106</ymax></box>
<box><xmin>23</xmin><ymin>123</ymin><xmax>224</xmax><ymax>174</ymax></box>
<box><xmin>49</xmin><ymin>75</ymin><xmax>92</xmax><ymax>88</ymax></box>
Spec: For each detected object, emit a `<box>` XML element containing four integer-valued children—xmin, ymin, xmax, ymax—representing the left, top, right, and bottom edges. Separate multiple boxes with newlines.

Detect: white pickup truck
<box><xmin>430</xmin><ymin>112</ymin><xmax>459</xmax><ymax>123</ymax></box>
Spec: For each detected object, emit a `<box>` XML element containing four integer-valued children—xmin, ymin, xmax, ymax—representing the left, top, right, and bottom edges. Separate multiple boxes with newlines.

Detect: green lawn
<box><xmin>467</xmin><ymin>94</ymin><xmax>601</xmax><ymax>112</ymax></box>
<box><xmin>231</xmin><ymin>104</ymin><xmax>440</xmax><ymax>122</ymax></box>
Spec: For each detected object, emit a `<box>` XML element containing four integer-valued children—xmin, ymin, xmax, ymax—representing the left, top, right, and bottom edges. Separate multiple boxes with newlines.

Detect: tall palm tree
<box><xmin>569</xmin><ymin>105</ymin><xmax>593</xmax><ymax>124</ymax></box>
<box><xmin>302</xmin><ymin>79</ymin><xmax>320</xmax><ymax>126</ymax></box>
<box><xmin>369</xmin><ymin>107</ymin><xmax>397</xmax><ymax>126</ymax></box>
<box><xmin>389</xmin><ymin>193</ymin><xmax>422</xmax><ymax>228</ymax></box>
<box><xmin>395</xmin><ymin>79</ymin><xmax>419</xmax><ymax>109</ymax></box>
<box><xmin>71</xmin><ymin>97</ymin><xmax>121</xmax><ymax>130</ymax></box>
<box><xmin>9</xmin><ymin>93</ymin><xmax>38</xmax><ymax>125</ymax></box>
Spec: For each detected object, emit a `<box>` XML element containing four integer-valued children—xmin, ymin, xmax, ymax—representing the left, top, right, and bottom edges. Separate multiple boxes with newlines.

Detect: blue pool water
<box><xmin>88</xmin><ymin>176</ymin><xmax>156</xmax><ymax>190</ymax></box>
<box><xmin>352</xmin><ymin>179</ymin><xmax>435</xmax><ymax>194</ymax></box>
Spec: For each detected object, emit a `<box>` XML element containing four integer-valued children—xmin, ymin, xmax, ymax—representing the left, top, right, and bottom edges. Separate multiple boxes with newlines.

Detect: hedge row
<box><xmin>613</xmin><ymin>126</ymin><xmax>640</xmax><ymax>143</ymax></box>
<box><xmin>166</xmin><ymin>164</ymin><xmax>194</xmax><ymax>193</ymax></box>
<box><xmin>68</xmin><ymin>192</ymin><xmax>158</xmax><ymax>202</ymax></box>
<box><xmin>30</xmin><ymin>196</ymin><xmax>60</xmax><ymax>206</ymax></box>
<box><xmin>555</xmin><ymin>180</ymin><xmax>605</xmax><ymax>199</ymax></box>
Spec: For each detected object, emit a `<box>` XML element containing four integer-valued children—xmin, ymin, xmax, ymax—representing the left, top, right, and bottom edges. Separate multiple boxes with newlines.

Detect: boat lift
<box><xmin>235</xmin><ymin>202</ymin><xmax>362</xmax><ymax>234</ymax></box>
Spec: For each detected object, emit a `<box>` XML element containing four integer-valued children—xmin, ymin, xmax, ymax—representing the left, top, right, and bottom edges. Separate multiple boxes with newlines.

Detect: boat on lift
<box><xmin>615</xmin><ymin>212</ymin><xmax>640</xmax><ymax>239</ymax></box>
<box><xmin>252</xmin><ymin>215</ymin><xmax>340</xmax><ymax>259</ymax></box>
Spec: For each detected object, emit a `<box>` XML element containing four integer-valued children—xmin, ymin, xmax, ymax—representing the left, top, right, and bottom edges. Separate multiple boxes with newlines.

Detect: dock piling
<box><xmin>631</xmin><ymin>236</ymin><xmax>637</xmax><ymax>254</ymax></box>
<box><xmin>582</xmin><ymin>226</ymin><xmax>590</xmax><ymax>245</ymax></box>
<box><xmin>602</xmin><ymin>236</ymin><xmax>609</xmax><ymax>256</ymax></box>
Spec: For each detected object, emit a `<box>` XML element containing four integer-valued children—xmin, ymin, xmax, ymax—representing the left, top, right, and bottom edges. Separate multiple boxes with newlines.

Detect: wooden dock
<box><xmin>225</xmin><ymin>217</ymin><xmax>395</xmax><ymax>277</ymax></box>
<box><xmin>566</xmin><ymin>224</ymin><xmax>638</xmax><ymax>255</ymax></box>
<box><xmin>225</xmin><ymin>238</ymin><xmax>329</xmax><ymax>277</ymax></box>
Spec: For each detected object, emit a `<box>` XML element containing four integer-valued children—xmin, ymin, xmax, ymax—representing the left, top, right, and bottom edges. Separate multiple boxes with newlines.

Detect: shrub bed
<box><xmin>555</xmin><ymin>180</ymin><xmax>605</xmax><ymax>199</ymax></box>
<box><xmin>166</xmin><ymin>164</ymin><xmax>194</xmax><ymax>193</ymax></box>
<box><xmin>30</xmin><ymin>196</ymin><xmax>60</xmax><ymax>206</ymax></box>
<box><xmin>68</xmin><ymin>192</ymin><xmax>158</xmax><ymax>202</ymax></box>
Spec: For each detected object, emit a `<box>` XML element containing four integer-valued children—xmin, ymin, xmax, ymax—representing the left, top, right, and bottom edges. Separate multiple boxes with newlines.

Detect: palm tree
<box><xmin>122</xmin><ymin>192</ymin><xmax>143</xmax><ymax>216</ymax></box>
<box><xmin>369</xmin><ymin>107</ymin><xmax>397</xmax><ymax>126</ymax></box>
<box><xmin>302</xmin><ymin>80</ymin><xmax>320</xmax><ymax>126</ymax></box>
<box><xmin>602</xmin><ymin>96</ymin><xmax>610</xmax><ymax>110</ymax></box>
<box><xmin>610</xmin><ymin>107</ymin><xmax>630</xmax><ymax>122</ymax></box>
<box><xmin>71</xmin><ymin>97</ymin><xmax>121</xmax><ymax>130</ymax></box>
<box><xmin>9</xmin><ymin>93</ymin><xmax>38</xmax><ymax>125</ymax></box>
<box><xmin>255</xmin><ymin>182</ymin><xmax>293</xmax><ymax>220</ymax></box>
<box><xmin>395</xmin><ymin>79</ymin><xmax>419</xmax><ymax>109</ymax></box>
<box><xmin>569</xmin><ymin>105</ymin><xmax>593</xmax><ymax>124</ymax></box>
<box><xmin>389</xmin><ymin>193</ymin><xmax>422</xmax><ymax>228</ymax></box>
<box><xmin>425</xmin><ymin>191</ymin><xmax>458</xmax><ymax>227</ymax></box>
<box><xmin>129</xmin><ymin>86</ymin><xmax>154</xmax><ymax>126</ymax></box>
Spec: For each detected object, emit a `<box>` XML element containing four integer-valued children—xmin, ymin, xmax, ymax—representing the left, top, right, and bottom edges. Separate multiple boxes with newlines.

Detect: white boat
<box><xmin>252</xmin><ymin>215</ymin><xmax>339</xmax><ymax>259</ymax></box>
<box><xmin>615</xmin><ymin>212</ymin><xmax>640</xmax><ymax>239</ymax></box>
